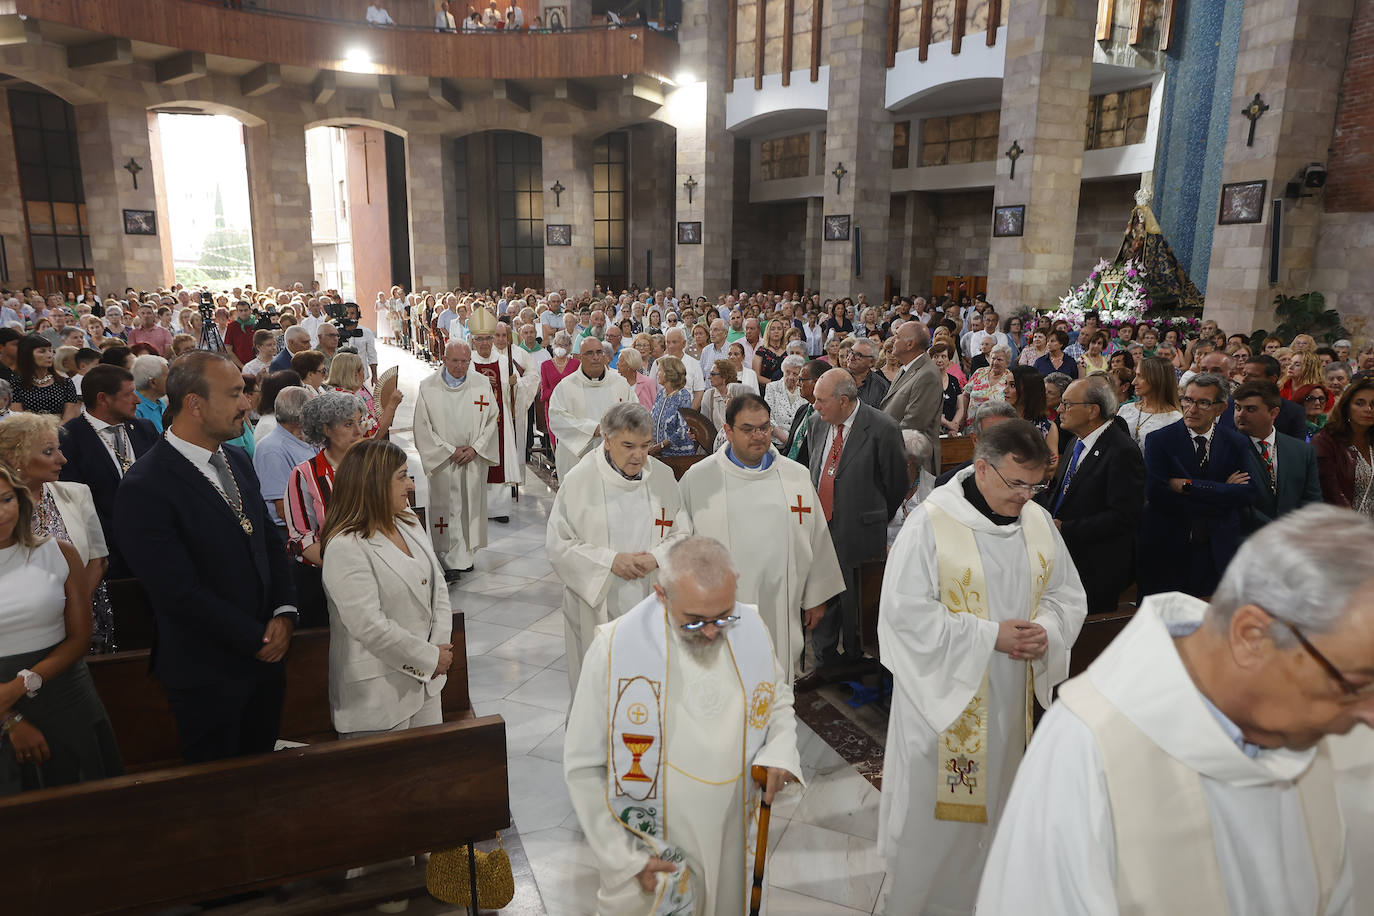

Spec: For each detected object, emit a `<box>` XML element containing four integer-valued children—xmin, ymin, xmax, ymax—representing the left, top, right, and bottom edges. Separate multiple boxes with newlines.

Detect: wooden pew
<box><xmin>3</xmin><ymin>612</ymin><xmax>509</xmax><ymax>915</ymax></box>
<box><xmin>658</xmin><ymin>453</ymin><xmax>706</xmax><ymax>480</ymax></box>
<box><xmin>939</xmin><ymin>434</ymin><xmax>974</xmax><ymax>474</ymax></box>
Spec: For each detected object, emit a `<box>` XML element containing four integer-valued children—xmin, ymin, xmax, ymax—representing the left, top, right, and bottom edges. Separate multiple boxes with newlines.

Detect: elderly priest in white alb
<box><xmin>679</xmin><ymin>392</ymin><xmax>845</xmax><ymax>674</ymax></box>
<box><xmin>412</xmin><ymin>339</ymin><xmax>499</xmax><ymax>580</ymax></box>
<box><xmin>879</xmin><ymin>419</ymin><xmax>1086</xmax><ymax>916</ymax></box>
<box><xmin>564</xmin><ymin>536</ymin><xmax>803</xmax><ymax>915</ymax></box>
<box><xmin>547</xmin><ymin>336</ymin><xmax>633</xmax><ymax>481</ymax></box>
<box><xmin>467</xmin><ymin>306</ymin><xmax>538</xmax><ymax>522</ymax></box>
<box><xmin>548</xmin><ymin>403</ymin><xmax>692</xmax><ymax>689</ymax></box>
<box><xmin>978</xmin><ymin>503</ymin><xmax>1374</xmax><ymax>915</ymax></box>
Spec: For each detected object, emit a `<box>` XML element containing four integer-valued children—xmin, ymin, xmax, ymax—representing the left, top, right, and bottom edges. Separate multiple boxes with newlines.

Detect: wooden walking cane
<box><xmin>749</xmin><ymin>765</ymin><xmax>772</xmax><ymax>916</ymax></box>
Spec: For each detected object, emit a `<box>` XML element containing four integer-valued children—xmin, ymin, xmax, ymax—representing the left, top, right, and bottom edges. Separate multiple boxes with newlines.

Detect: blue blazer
<box><xmin>59</xmin><ymin>414</ymin><xmax>160</xmax><ymax>578</ymax></box>
<box><xmin>1138</xmin><ymin>419</ymin><xmax>1257</xmax><ymax>597</ymax></box>
<box><xmin>114</xmin><ymin>437</ymin><xmax>295</xmax><ymax>689</ymax></box>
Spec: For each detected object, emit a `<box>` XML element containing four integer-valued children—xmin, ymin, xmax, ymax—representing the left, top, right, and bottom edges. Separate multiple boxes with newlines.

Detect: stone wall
<box><xmin>931</xmin><ymin>190</ymin><xmax>993</xmax><ymax>278</ymax></box>
<box><xmin>1071</xmin><ymin>178</ymin><xmax>1137</xmax><ymax>279</ymax></box>
<box><xmin>1309</xmin><ymin>211</ymin><xmax>1374</xmax><ymax>342</ymax></box>
<box><xmin>0</xmin><ymin>88</ymin><xmax>34</xmax><ymax>288</ymax></box>
<box><xmin>732</xmin><ymin>200</ymin><xmax>808</xmax><ymax>289</ymax></box>
<box><xmin>628</xmin><ymin>122</ymin><xmax>674</xmax><ymax>290</ymax></box>
<box><xmin>1326</xmin><ymin>0</ymin><xmax>1374</xmax><ymax>212</ymax></box>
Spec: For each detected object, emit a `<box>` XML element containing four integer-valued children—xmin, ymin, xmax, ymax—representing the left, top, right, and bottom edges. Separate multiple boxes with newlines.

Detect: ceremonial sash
<box><xmin>926</xmin><ymin>503</ymin><xmax>1054</xmax><ymax>824</ymax></box>
<box><xmin>604</xmin><ymin>598</ymin><xmax>775</xmax><ymax>914</ymax></box>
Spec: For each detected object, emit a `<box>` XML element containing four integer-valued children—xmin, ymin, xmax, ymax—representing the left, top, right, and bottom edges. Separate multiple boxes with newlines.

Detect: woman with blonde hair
<box><xmin>325</xmin><ymin>350</ymin><xmax>401</xmax><ymax>439</ymax></box>
<box><xmin>320</xmin><ymin>438</ymin><xmax>453</xmax><ymax>737</ymax></box>
<box><xmin>0</xmin><ymin>462</ymin><xmax>123</xmax><ymax>792</ymax></box>
<box><xmin>1281</xmin><ymin>350</ymin><xmax>1325</xmax><ymax>402</ymax></box>
<box><xmin>753</xmin><ymin>317</ymin><xmax>788</xmax><ymax>383</ymax></box>
<box><xmin>1117</xmin><ymin>356</ymin><xmax>1183</xmax><ymax>450</ymax></box>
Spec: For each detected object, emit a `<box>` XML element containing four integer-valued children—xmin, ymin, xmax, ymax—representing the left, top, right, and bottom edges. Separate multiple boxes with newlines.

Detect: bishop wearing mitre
<box><xmin>548</xmin><ymin>335</ymin><xmax>633</xmax><ymax>481</ymax></box>
<box><xmin>548</xmin><ymin>403</ymin><xmax>692</xmax><ymax>689</ymax></box>
<box><xmin>467</xmin><ymin>306</ymin><xmax>539</xmax><ymax>522</ymax></box>
<box><xmin>878</xmin><ymin>420</ymin><xmax>1085</xmax><ymax>915</ymax></box>
<box><xmin>413</xmin><ymin>339</ymin><xmax>499</xmax><ymax>580</ymax></box>
<box><xmin>565</xmin><ymin>536</ymin><xmax>803</xmax><ymax>916</ymax></box>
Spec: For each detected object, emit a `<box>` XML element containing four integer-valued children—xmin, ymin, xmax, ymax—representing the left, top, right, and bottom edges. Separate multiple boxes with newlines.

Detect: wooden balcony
<box><xmin>10</xmin><ymin>0</ymin><xmax>679</xmax><ymax>84</ymax></box>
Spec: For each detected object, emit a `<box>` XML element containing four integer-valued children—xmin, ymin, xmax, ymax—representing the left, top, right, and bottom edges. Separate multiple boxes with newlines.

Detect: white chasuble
<box><xmin>412</xmin><ymin>370</ymin><xmax>499</xmax><ymax>570</ymax></box>
<box><xmin>678</xmin><ymin>448</ymin><xmax>845</xmax><ymax>671</ymax></box>
<box><xmin>977</xmin><ymin>593</ymin><xmax>1353</xmax><ymax>916</ymax></box>
<box><xmin>546</xmin><ymin>450</ymin><xmax>691</xmax><ymax>689</ymax></box>
<box><xmin>564</xmin><ymin>594</ymin><xmax>803</xmax><ymax>916</ymax></box>
<box><xmin>877</xmin><ymin>468</ymin><xmax>1086</xmax><ymax>916</ymax></box>
<box><xmin>547</xmin><ymin>369</ymin><xmax>633</xmax><ymax>481</ymax></box>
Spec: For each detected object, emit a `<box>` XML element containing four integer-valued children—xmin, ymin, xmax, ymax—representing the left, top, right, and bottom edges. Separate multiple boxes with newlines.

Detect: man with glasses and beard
<box><xmin>878</xmin><ymin>419</ymin><xmax>1086</xmax><ymax>915</ymax></box>
<box><xmin>564</xmin><ymin>536</ymin><xmax>803</xmax><ymax>915</ymax></box>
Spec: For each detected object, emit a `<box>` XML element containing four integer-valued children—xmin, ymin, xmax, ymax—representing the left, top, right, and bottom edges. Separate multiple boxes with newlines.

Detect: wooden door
<box><xmin>35</xmin><ymin>268</ymin><xmax>93</xmax><ymax>300</ymax></box>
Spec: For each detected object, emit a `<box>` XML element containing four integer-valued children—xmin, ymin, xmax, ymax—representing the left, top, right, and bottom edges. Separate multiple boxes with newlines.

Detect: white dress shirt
<box><xmin>1248</xmin><ymin>429</ymin><xmax>1278</xmax><ymax>480</ymax></box>
<box><xmin>82</xmin><ymin>409</ymin><xmax>131</xmax><ymax>475</ymax></box>
<box><xmin>366</xmin><ymin>4</ymin><xmax>395</xmax><ymax>24</ymax></box>
<box><xmin>820</xmin><ymin>401</ymin><xmax>860</xmax><ymax>466</ymax></box>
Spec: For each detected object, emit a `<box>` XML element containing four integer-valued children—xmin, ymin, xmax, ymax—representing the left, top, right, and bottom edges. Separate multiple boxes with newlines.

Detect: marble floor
<box><xmin>377</xmin><ymin>343</ymin><xmax>891</xmax><ymax>915</ymax></box>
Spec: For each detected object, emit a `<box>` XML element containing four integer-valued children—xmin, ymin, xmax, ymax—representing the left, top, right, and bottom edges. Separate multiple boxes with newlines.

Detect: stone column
<box><xmin>900</xmin><ymin>191</ymin><xmax>936</xmax><ymax>300</ymax></box>
<box><xmin>803</xmin><ymin>197</ymin><xmax>824</xmax><ymax>293</ymax></box>
<box><xmin>542</xmin><ymin>133</ymin><xmax>595</xmax><ymax>294</ymax></box>
<box><xmin>0</xmin><ymin>89</ymin><xmax>33</xmax><ymax>287</ymax></box>
<box><xmin>985</xmin><ymin>0</ymin><xmax>1096</xmax><ymax>310</ymax></box>
<box><xmin>673</xmin><ymin>0</ymin><xmax>733</xmax><ymax>298</ymax></box>
<box><xmin>819</xmin><ymin>0</ymin><xmax>892</xmax><ymax>299</ymax></box>
<box><xmin>244</xmin><ymin>119</ymin><xmax>314</xmax><ymax>288</ymax></box>
<box><xmin>76</xmin><ymin>101</ymin><xmax>170</xmax><ymax>292</ymax></box>
<box><xmin>1204</xmin><ymin>0</ymin><xmax>1354</xmax><ymax>333</ymax></box>
<box><xmin>406</xmin><ymin>132</ymin><xmax>460</xmax><ymax>293</ymax></box>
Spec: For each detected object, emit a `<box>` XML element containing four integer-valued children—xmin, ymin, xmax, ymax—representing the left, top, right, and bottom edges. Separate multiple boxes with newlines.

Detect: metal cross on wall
<box><xmin>550</xmin><ymin>180</ymin><xmax>565</xmax><ymax>207</ymax></box>
<box><xmin>683</xmin><ymin>175</ymin><xmax>698</xmax><ymax>204</ymax></box>
<box><xmin>124</xmin><ymin>158</ymin><xmax>142</xmax><ymax>190</ymax></box>
<box><xmin>1241</xmin><ymin>93</ymin><xmax>1269</xmax><ymax>148</ymax></box>
<box><xmin>831</xmin><ymin>162</ymin><xmax>847</xmax><ymax>194</ymax></box>
<box><xmin>1005</xmin><ymin>141</ymin><xmax>1023</xmax><ymax>180</ymax></box>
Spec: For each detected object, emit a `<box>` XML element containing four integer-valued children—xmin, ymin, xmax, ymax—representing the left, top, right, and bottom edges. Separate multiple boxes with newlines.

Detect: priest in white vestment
<box><xmin>412</xmin><ymin>340</ymin><xmax>499</xmax><ymax>579</ymax></box>
<box><xmin>548</xmin><ymin>336</ymin><xmax>633</xmax><ymax>481</ymax></box>
<box><xmin>679</xmin><ymin>392</ymin><xmax>845</xmax><ymax>674</ymax></box>
<box><xmin>548</xmin><ymin>403</ymin><xmax>692</xmax><ymax>689</ymax></box>
<box><xmin>564</xmin><ymin>536</ymin><xmax>803</xmax><ymax>915</ymax></box>
<box><xmin>878</xmin><ymin>419</ymin><xmax>1086</xmax><ymax>916</ymax></box>
<box><xmin>978</xmin><ymin>504</ymin><xmax>1374</xmax><ymax>915</ymax></box>
<box><xmin>467</xmin><ymin>307</ymin><xmax>539</xmax><ymax>521</ymax></box>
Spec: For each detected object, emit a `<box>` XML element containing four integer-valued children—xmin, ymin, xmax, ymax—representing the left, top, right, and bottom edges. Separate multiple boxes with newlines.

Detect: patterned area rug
<box><xmin>794</xmin><ymin>679</ymin><xmax>889</xmax><ymax>790</ymax></box>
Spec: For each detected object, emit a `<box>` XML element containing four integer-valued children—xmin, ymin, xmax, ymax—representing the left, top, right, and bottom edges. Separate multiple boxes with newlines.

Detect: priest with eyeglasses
<box><xmin>878</xmin><ymin>419</ymin><xmax>1087</xmax><ymax>915</ymax></box>
<box><xmin>564</xmin><ymin>535</ymin><xmax>803</xmax><ymax>915</ymax></box>
<box><xmin>978</xmin><ymin>504</ymin><xmax>1374</xmax><ymax>915</ymax></box>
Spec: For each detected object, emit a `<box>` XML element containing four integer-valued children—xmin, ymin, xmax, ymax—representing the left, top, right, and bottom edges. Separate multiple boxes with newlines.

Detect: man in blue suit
<box><xmin>1231</xmin><ymin>379</ymin><xmax>1322</xmax><ymax>535</ymax></box>
<box><xmin>115</xmin><ymin>351</ymin><xmax>297</xmax><ymax>763</ymax></box>
<box><xmin>1138</xmin><ymin>373</ymin><xmax>1257</xmax><ymax>599</ymax></box>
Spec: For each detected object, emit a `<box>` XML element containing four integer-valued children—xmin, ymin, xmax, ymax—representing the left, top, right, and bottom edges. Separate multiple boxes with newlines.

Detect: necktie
<box><xmin>1053</xmin><ymin>440</ymin><xmax>1086</xmax><ymax>514</ymax></box>
<box><xmin>1193</xmin><ymin>434</ymin><xmax>1208</xmax><ymax>470</ymax></box>
<box><xmin>818</xmin><ymin>424</ymin><xmax>844</xmax><ymax>522</ymax></box>
<box><xmin>1258</xmin><ymin>440</ymin><xmax>1275</xmax><ymax>489</ymax></box>
<box><xmin>208</xmin><ymin>450</ymin><xmax>253</xmax><ymax>535</ymax></box>
<box><xmin>788</xmin><ymin>405</ymin><xmax>812</xmax><ymax>461</ymax></box>
<box><xmin>105</xmin><ymin>426</ymin><xmax>131</xmax><ymax>474</ymax></box>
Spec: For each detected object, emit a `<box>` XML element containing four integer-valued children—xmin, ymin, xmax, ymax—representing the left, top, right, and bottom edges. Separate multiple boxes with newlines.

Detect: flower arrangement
<box><xmin>1050</xmin><ymin>258</ymin><xmax>1156</xmax><ymax>330</ymax></box>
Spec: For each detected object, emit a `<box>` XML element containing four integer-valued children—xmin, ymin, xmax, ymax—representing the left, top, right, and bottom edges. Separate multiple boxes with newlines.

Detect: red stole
<box><xmin>471</xmin><ymin>361</ymin><xmax>507</xmax><ymax>484</ymax></box>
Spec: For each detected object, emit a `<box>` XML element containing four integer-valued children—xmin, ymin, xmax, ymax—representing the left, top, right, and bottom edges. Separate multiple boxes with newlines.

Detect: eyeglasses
<box><xmin>1058</xmin><ymin>399</ymin><xmax>1092</xmax><ymax>411</ymax></box>
<box><xmin>1303</xmin><ymin>395</ymin><xmax>1328</xmax><ymax>404</ymax></box>
<box><xmin>987</xmin><ymin>461</ymin><xmax>1050</xmax><ymax>495</ymax></box>
<box><xmin>1272</xmin><ymin>614</ymin><xmax>1370</xmax><ymax>698</ymax></box>
<box><xmin>680</xmin><ymin>614</ymin><xmax>741</xmax><ymax>632</ymax></box>
<box><xmin>1179</xmin><ymin>396</ymin><xmax>1222</xmax><ymax>410</ymax></box>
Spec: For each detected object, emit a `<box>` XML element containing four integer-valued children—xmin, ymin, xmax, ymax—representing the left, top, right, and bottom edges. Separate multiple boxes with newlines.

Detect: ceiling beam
<box><xmin>428</xmin><ymin>77</ymin><xmax>461</xmax><ymax>111</ymax></box>
<box><xmin>67</xmin><ymin>37</ymin><xmax>132</xmax><ymax>69</ymax></box>
<box><xmin>621</xmin><ymin>75</ymin><xmax>664</xmax><ymax>106</ymax></box>
<box><xmin>493</xmin><ymin>80</ymin><xmax>531</xmax><ymax>112</ymax></box>
<box><xmin>154</xmin><ymin>51</ymin><xmax>206</xmax><ymax>85</ymax></box>
<box><xmin>378</xmin><ymin>75</ymin><xmax>396</xmax><ymax>110</ymax></box>
<box><xmin>240</xmin><ymin>63</ymin><xmax>282</xmax><ymax>98</ymax></box>
<box><xmin>312</xmin><ymin>70</ymin><xmax>336</xmax><ymax>105</ymax></box>
<box><xmin>554</xmin><ymin>80</ymin><xmax>597</xmax><ymax>111</ymax></box>
<box><xmin>0</xmin><ymin>16</ymin><xmax>42</xmax><ymax>48</ymax></box>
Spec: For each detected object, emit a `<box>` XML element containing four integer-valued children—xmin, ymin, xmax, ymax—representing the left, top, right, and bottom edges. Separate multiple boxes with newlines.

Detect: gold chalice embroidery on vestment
<box><xmin>621</xmin><ymin>733</ymin><xmax>655</xmax><ymax>782</ymax></box>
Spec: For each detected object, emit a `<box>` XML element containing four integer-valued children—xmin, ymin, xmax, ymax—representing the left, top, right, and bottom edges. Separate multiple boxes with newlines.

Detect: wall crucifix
<box><xmin>831</xmin><ymin>162</ymin><xmax>847</xmax><ymax>194</ymax></box>
<box><xmin>1005</xmin><ymin>141</ymin><xmax>1023</xmax><ymax>180</ymax></box>
<box><xmin>683</xmin><ymin>175</ymin><xmax>698</xmax><ymax>204</ymax></box>
<box><xmin>1241</xmin><ymin>93</ymin><xmax>1269</xmax><ymax>148</ymax></box>
<box><xmin>124</xmin><ymin>158</ymin><xmax>143</xmax><ymax>190</ymax></box>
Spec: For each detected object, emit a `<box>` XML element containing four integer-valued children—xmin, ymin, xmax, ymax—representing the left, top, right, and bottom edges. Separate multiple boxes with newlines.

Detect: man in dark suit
<box><xmin>801</xmin><ymin>368</ymin><xmax>908</xmax><ymax>685</ymax></box>
<box><xmin>782</xmin><ymin>359</ymin><xmax>825</xmax><ymax>464</ymax></box>
<box><xmin>880</xmin><ymin>321</ymin><xmax>944</xmax><ymax>480</ymax></box>
<box><xmin>1138</xmin><ymin>373</ymin><xmax>1258</xmax><ymax>599</ymax></box>
<box><xmin>1048</xmin><ymin>376</ymin><xmax>1145</xmax><ymax>614</ymax></box>
<box><xmin>115</xmin><ymin>351</ymin><xmax>297</xmax><ymax>763</ymax></box>
<box><xmin>1231</xmin><ymin>379</ymin><xmax>1322</xmax><ymax>535</ymax></box>
<box><xmin>58</xmin><ymin>364</ymin><xmax>160</xmax><ymax>578</ymax></box>
<box><xmin>1217</xmin><ymin>354</ymin><xmax>1307</xmax><ymax>440</ymax></box>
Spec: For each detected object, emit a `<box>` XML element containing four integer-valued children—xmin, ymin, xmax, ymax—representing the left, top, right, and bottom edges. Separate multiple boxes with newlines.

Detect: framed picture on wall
<box><xmin>546</xmin><ymin>224</ymin><xmax>572</xmax><ymax>246</ymax></box>
<box><xmin>1218</xmin><ymin>179</ymin><xmax>1267</xmax><ymax>225</ymax></box>
<box><xmin>992</xmin><ymin>205</ymin><xmax>1024</xmax><ymax>238</ymax></box>
<box><xmin>123</xmin><ymin>209</ymin><xmax>156</xmax><ymax>236</ymax></box>
<box><xmin>677</xmin><ymin>221</ymin><xmax>702</xmax><ymax>245</ymax></box>
<box><xmin>823</xmin><ymin>214</ymin><xmax>850</xmax><ymax>241</ymax></box>
<box><xmin>545</xmin><ymin>5</ymin><xmax>568</xmax><ymax>31</ymax></box>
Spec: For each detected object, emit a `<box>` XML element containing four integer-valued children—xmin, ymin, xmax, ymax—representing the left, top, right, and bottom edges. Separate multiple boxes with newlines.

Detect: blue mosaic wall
<box><xmin>1151</xmin><ymin>0</ymin><xmax>1246</xmax><ymax>295</ymax></box>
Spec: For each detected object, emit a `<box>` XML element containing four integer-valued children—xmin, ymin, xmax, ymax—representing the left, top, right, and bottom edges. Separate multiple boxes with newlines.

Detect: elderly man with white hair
<box><xmin>978</xmin><ymin>503</ymin><xmax>1374</xmax><ymax>915</ymax></box>
<box><xmin>662</xmin><ymin>326</ymin><xmax>706</xmax><ymax>410</ymax></box>
<box><xmin>270</xmin><ymin>325</ymin><xmax>312</xmax><ymax>373</ymax></box>
<box><xmin>547</xmin><ymin>402</ymin><xmax>691</xmax><ymax>688</ymax></box>
<box><xmin>564</xmin><ymin>535</ymin><xmax>803</xmax><ymax>915</ymax></box>
<box><xmin>131</xmin><ymin>354</ymin><xmax>169</xmax><ymax>433</ymax></box>
<box><xmin>252</xmin><ymin>387</ymin><xmax>316</xmax><ymax>529</ymax></box>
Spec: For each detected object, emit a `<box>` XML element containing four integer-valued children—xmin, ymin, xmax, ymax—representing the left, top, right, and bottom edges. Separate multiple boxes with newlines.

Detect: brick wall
<box><xmin>1326</xmin><ymin>0</ymin><xmax>1374</xmax><ymax>213</ymax></box>
<box><xmin>1071</xmin><ymin>178</ymin><xmax>1137</xmax><ymax>279</ymax></box>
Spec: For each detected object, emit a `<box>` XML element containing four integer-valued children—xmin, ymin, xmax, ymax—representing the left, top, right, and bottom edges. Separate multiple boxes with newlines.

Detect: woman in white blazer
<box><xmin>0</xmin><ymin>413</ymin><xmax>114</xmax><ymax>652</ymax></box>
<box><xmin>320</xmin><ymin>438</ymin><xmax>454</xmax><ymax>737</ymax></box>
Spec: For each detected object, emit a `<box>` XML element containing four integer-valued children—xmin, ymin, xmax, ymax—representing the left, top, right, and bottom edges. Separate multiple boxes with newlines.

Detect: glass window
<box><xmin>893</xmin><ymin>121</ymin><xmax>910</xmax><ymax>170</ymax></box>
<box><xmin>1086</xmin><ymin>86</ymin><xmax>1151</xmax><ymax>150</ymax></box>
<box><xmin>30</xmin><ymin>235</ymin><xmax>59</xmax><ymax>270</ymax></box>
<box><xmin>8</xmin><ymin>90</ymin><xmax>90</xmax><ymax>270</ymax></box>
<box><xmin>494</xmin><ymin>132</ymin><xmax>543</xmax><ymax>280</ymax></box>
<box><xmin>592</xmin><ymin>132</ymin><xmax>628</xmax><ymax>293</ymax></box>
<box><xmin>920</xmin><ymin>110</ymin><xmax>1001</xmax><ymax>166</ymax></box>
<box><xmin>452</xmin><ymin>137</ymin><xmax>470</xmax><ymax>277</ymax></box>
<box><xmin>759</xmin><ymin>133</ymin><xmax>811</xmax><ymax>181</ymax></box>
